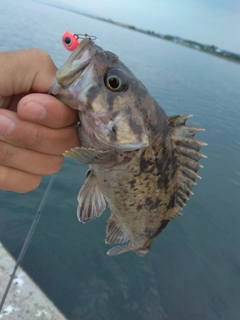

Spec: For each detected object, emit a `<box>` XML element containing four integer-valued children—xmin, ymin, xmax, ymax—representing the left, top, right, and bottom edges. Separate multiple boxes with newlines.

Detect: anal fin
<box><xmin>77</xmin><ymin>170</ymin><xmax>106</xmax><ymax>223</ymax></box>
<box><xmin>106</xmin><ymin>244</ymin><xmax>149</xmax><ymax>256</ymax></box>
<box><xmin>107</xmin><ymin>245</ymin><xmax>130</xmax><ymax>256</ymax></box>
<box><xmin>105</xmin><ymin>214</ymin><xmax>129</xmax><ymax>244</ymax></box>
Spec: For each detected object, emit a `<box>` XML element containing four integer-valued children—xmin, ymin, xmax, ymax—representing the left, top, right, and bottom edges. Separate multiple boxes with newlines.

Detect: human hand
<box><xmin>0</xmin><ymin>49</ymin><xmax>80</xmax><ymax>192</ymax></box>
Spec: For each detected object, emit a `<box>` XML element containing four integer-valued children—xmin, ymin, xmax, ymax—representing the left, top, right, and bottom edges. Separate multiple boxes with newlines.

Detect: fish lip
<box><xmin>56</xmin><ymin>39</ymin><xmax>97</xmax><ymax>89</ymax></box>
<box><xmin>72</xmin><ymin>40</ymin><xmax>98</xmax><ymax>74</ymax></box>
<box><xmin>72</xmin><ymin>59</ymin><xmax>90</xmax><ymax>79</ymax></box>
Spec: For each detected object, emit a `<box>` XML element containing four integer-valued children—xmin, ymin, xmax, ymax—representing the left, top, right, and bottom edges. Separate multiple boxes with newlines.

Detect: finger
<box><xmin>0</xmin><ymin>140</ymin><xmax>63</xmax><ymax>175</ymax></box>
<box><xmin>0</xmin><ymin>109</ymin><xmax>81</xmax><ymax>155</ymax></box>
<box><xmin>0</xmin><ymin>94</ymin><xmax>25</xmax><ymax>111</ymax></box>
<box><xmin>0</xmin><ymin>49</ymin><xmax>57</xmax><ymax>97</ymax></box>
<box><xmin>0</xmin><ymin>165</ymin><xmax>42</xmax><ymax>193</ymax></box>
<box><xmin>17</xmin><ymin>93</ymin><xmax>79</xmax><ymax>129</ymax></box>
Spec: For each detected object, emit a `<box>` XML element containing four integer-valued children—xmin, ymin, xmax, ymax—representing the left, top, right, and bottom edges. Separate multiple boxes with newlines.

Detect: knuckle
<box><xmin>31</xmin><ymin>48</ymin><xmax>53</xmax><ymax>66</ymax></box>
<box><xmin>0</xmin><ymin>166</ymin><xmax>9</xmax><ymax>188</ymax></box>
<box><xmin>24</xmin><ymin>125</ymin><xmax>42</xmax><ymax>148</ymax></box>
<box><xmin>0</xmin><ymin>141</ymin><xmax>13</xmax><ymax>164</ymax></box>
<box><xmin>26</xmin><ymin>48</ymin><xmax>57</xmax><ymax>93</ymax></box>
<box><xmin>32</xmin><ymin>126</ymin><xmax>41</xmax><ymax>145</ymax></box>
<box><xmin>31</xmin><ymin>48</ymin><xmax>56</xmax><ymax>79</ymax></box>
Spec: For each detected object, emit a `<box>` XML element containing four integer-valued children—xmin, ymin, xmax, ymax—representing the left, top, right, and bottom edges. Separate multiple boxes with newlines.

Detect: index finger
<box><xmin>0</xmin><ymin>109</ymin><xmax>81</xmax><ymax>155</ymax></box>
<box><xmin>0</xmin><ymin>49</ymin><xmax>57</xmax><ymax>98</ymax></box>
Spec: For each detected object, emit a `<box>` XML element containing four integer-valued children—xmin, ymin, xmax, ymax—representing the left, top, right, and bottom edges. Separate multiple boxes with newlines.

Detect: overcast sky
<box><xmin>43</xmin><ymin>0</ymin><xmax>240</xmax><ymax>52</ymax></box>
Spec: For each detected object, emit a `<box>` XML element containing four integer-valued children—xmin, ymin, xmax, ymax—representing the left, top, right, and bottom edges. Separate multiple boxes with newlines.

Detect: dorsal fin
<box><xmin>169</xmin><ymin>115</ymin><xmax>207</xmax><ymax>217</ymax></box>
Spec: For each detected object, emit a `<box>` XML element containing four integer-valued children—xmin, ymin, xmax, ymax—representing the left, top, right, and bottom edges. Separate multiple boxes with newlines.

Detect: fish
<box><xmin>50</xmin><ymin>37</ymin><xmax>207</xmax><ymax>256</ymax></box>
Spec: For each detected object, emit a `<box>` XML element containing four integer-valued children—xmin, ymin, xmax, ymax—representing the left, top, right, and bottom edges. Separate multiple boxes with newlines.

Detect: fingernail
<box><xmin>24</xmin><ymin>102</ymin><xmax>46</xmax><ymax>121</ymax></box>
<box><xmin>0</xmin><ymin>114</ymin><xmax>14</xmax><ymax>136</ymax></box>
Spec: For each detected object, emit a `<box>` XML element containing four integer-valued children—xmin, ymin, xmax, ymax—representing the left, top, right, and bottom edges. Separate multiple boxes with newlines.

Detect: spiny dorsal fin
<box><xmin>169</xmin><ymin>115</ymin><xmax>207</xmax><ymax>216</ymax></box>
<box><xmin>168</xmin><ymin>114</ymin><xmax>193</xmax><ymax>126</ymax></box>
<box><xmin>105</xmin><ymin>214</ymin><xmax>129</xmax><ymax>244</ymax></box>
<box><xmin>77</xmin><ymin>170</ymin><xmax>106</xmax><ymax>223</ymax></box>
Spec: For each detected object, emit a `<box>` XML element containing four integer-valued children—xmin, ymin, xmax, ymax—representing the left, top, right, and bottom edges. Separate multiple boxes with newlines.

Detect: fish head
<box><xmin>51</xmin><ymin>38</ymin><xmax>149</xmax><ymax>151</ymax></box>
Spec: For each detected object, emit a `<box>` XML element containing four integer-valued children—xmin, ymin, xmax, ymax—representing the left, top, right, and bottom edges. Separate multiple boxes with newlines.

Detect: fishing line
<box><xmin>0</xmin><ymin>175</ymin><xmax>55</xmax><ymax>313</ymax></box>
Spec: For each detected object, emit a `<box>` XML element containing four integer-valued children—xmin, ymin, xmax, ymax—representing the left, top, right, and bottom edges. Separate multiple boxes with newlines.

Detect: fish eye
<box><xmin>104</xmin><ymin>69</ymin><xmax>128</xmax><ymax>92</ymax></box>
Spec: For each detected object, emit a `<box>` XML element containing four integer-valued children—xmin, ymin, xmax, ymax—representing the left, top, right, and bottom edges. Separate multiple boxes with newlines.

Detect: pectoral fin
<box><xmin>64</xmin><ymin>147</ymin><xmax>116</xmax><ymax>164</ymax></box>
<box><xmin>77</xmin><ymin>170</ymin><xmax>106</xmax><ymax>223</ymax></box>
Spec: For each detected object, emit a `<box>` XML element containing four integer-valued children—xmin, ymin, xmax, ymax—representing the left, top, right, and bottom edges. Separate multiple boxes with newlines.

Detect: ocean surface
<box><xmin>0</xmin><ymin>1</ymin><xmax>240</xmax><ymax>319</ymax></box>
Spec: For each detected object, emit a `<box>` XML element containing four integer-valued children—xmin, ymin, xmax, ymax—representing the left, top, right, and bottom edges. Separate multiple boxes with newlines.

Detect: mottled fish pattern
<box><xmin>51</xmin><ymin>38</ymin><xmax>207</xmax><ymax>256</ymax></box>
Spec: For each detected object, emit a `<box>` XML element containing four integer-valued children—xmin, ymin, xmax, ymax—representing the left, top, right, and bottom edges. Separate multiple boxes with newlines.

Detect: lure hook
<box><xmin>74</xmin><ymin>33</ymin><xmax>97</xmax><ymax>41</ymax></box>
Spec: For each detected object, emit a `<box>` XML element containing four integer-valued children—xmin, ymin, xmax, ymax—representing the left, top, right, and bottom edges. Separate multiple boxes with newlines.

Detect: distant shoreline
<box><xmin>34</xmin><ymin>1</ymin><xmax>240</xmax><ymax>64</ymax></box>
<box><xmin>81</xmin><ymin>13</ymin><xmax>240</xmax><ymax>64</ymax></box>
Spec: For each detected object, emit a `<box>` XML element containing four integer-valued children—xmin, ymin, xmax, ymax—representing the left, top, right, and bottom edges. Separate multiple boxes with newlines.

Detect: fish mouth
<box><xmin>56</xmin><ymin>38</ymin><xmax>97</xmax><ymax>89</ymax></box>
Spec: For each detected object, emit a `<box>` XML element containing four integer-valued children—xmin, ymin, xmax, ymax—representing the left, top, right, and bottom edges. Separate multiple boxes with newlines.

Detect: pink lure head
<box><xmin>62</xmin><ymin>31</ymin><xmax>79</xmax><ymax>51</ymax></box>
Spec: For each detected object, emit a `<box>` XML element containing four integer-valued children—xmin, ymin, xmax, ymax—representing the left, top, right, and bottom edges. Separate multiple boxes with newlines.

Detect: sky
<box><xmin>40</xmin><ymin>0</ymin><xmax>240</xmax><ymax>52</ymax></box>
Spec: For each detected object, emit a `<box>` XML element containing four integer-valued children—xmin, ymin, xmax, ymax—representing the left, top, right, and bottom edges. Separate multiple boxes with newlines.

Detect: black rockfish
<box><xmin>51</xmin><ymin>38</ymin><xmax>207</xmax><ymax>256</ymax></box>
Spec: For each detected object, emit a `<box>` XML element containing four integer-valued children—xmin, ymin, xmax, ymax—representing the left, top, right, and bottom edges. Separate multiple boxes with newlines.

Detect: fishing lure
<box><xmin>62</xmin><ymin>31</ymin><xmax>97</xmax><ymax>51</ymax></box>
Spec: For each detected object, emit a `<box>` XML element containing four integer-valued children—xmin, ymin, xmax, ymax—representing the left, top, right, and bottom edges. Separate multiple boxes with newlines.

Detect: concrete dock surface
<box><xmin>0</xmin><ymin>242</ymin><xmax>67</xmax><ymax>320</ymax></box>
